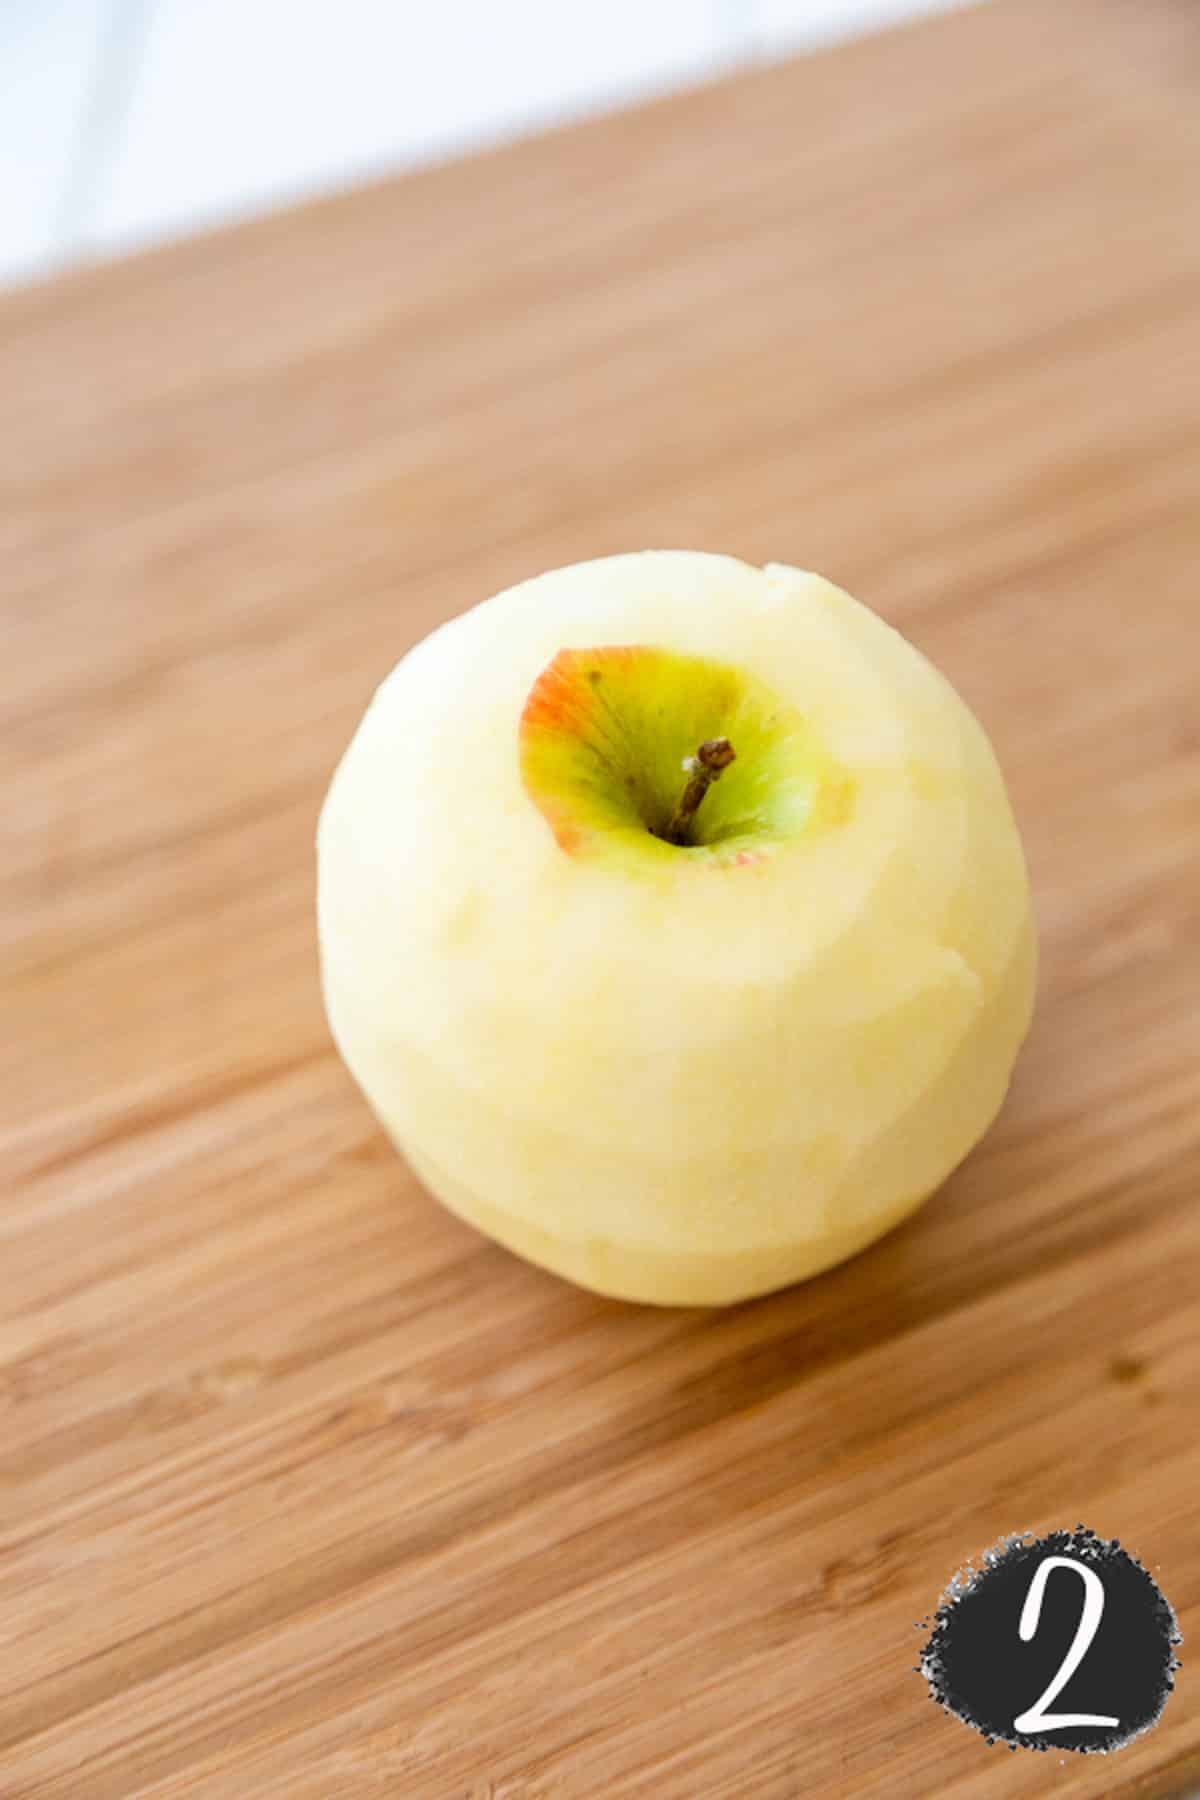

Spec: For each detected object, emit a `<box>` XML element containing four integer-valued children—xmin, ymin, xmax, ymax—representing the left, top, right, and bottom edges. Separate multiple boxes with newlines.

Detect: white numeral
<box><xmin>1013</xmin><ymin>1555</ymin><xmax>1120</xmax><ymax>1735</ymax></box>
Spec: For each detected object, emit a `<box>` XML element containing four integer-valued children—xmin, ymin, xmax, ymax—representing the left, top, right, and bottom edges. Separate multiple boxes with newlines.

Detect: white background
<box><xmin>0</xmin><ymin>0</ymin><xmax>967</xmax><ymax>289</ymax></box>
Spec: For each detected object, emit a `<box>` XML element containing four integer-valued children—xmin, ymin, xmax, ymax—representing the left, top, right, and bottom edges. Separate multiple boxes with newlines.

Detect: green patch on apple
<box><xmin>519</xmin><ymin>644</ymin><xmax>837</xmax><ymax>867</ymax></box>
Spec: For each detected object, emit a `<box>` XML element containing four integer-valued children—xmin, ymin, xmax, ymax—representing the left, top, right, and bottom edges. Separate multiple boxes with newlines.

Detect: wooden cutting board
<box><xmin>3</xmin><ymin>1</ymin><xmax>1199</xmax><ymax>1793</ymax></box>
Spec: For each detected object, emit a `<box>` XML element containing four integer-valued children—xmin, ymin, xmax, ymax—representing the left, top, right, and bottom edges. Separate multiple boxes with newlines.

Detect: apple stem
<box><xmin>664</xmin><ymin>737</ymin><xmax>736</xmax><ymax>845</ymax></box>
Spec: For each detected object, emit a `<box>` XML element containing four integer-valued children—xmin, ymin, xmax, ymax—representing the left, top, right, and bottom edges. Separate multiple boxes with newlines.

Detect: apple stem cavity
<box><xmin>663</xmin><ymin>737</ymin><xmax>736</xmax><ymax>845</ymax></box>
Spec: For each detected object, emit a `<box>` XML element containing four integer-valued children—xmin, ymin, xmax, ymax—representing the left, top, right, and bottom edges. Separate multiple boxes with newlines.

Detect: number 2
<box><xmin>1013</xmin><ymin>1555</ymin><xmax>1120</xmax><ymax>1735</ymax></box>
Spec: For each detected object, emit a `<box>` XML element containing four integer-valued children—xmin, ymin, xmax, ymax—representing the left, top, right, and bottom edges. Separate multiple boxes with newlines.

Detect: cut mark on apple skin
<box><xmin>519</xmin><ymin>645</ymin><xmax>848</xmax><ymax>869</ymax></box>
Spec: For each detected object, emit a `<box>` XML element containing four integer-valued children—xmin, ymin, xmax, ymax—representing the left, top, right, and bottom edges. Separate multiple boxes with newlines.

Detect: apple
<box><xmin>317</xmin><ymin>553</ymin><xmax>1035</xmax><ymax>1305</ymax></box>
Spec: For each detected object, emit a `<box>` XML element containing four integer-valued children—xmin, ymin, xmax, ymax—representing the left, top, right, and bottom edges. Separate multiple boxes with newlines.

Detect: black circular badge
<box><xmin>918</xmin><ymin>1526</ymin><xmax>1181</xmax><ymax>1754</ymax></box>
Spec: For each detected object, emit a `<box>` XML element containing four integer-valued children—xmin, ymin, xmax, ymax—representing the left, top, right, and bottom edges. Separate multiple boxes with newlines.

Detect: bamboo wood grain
<box><xmin>3</xmin><ymin>1</ymin><xmax>1200</xmax><ymax>1793</ymax></box>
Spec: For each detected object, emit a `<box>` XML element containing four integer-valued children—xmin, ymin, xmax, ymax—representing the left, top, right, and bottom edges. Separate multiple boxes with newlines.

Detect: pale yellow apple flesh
<box><xmin>317</xmin><ymin>553</ymin><xmax>1036</xmax><ymax>1305</ymax></box>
